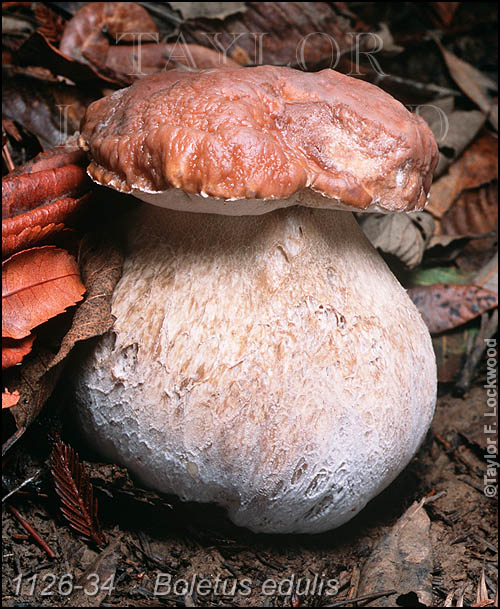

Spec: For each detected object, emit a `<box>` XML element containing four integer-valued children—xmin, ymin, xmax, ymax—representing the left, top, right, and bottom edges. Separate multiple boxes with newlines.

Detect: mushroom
<box><xmin>74</xmin><ymin>66</ymin><xmax>438</xmax><ymax>534</ymax></box>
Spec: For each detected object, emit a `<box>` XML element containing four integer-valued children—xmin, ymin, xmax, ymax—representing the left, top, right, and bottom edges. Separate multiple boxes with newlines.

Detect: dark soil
<box><xmin>2</xmin><ymin>380</ymin><xmax>497</xmax><ymax>607</ymax></box>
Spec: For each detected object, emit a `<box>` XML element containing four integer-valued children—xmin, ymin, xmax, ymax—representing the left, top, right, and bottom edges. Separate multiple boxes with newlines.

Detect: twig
<box><xmin>7</xmin><ymin>504</ymin><xmax>56</xmax><ymax>559</ymax></box>
<box><xmin>457</xmin><ymin>475</ymin><xmax>491</xmax><ymax>496</ymax></box>
<box><xmin>346</xmin><ymin>565</ymin><xmax>360</xmax><ymax>606</ymax></box>
<box><xmin>455</xmin><ymin>310</ymin><xmax>499</xmax><ymax>396</ymax></box>
<box><xmin>2</xmin><ymin>141</ymin><xmax>15</xmax><ymax>172</ymax></box>
<box><xmin>423</xmin><ymin>490</ymin><xmax>447</xmax><ymax>504</ymax></box>
<box><xmin>253</xmin><ymin>552</ymin><xmax>285</xmax><ymax>571</ymax></box>
<box><xmin>324</xmin><ymin>588</ymin><xmax>397</xmax><ymax>607</ymax></box>
<box><xmin>2</xmin><ymin>470</ymin><xmax>43</xmax><ymax>503</ymax></box>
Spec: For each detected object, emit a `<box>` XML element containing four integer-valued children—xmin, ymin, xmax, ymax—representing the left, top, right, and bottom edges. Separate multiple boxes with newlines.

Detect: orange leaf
<box><xmin>441</xmin><ymin>182</ymin><xmax>498</xmax><ymax>238</ymax></box>
<box><xmin>408</xmin><ymin>284</ymin><xmax>498</xmax><ymax>334</ymax></box>
<box><xmin>2</xmin><ymin>164</ymin><xmax>89</xmax><ymax>219</ymax></box>
<box><xmin>427</xmin><ymin>133</ymin><xmax>498</xmax><ymax>217</ymax></box>
<box><xmin>2</xmin><ymin>192</ymin><xmax>91</xmax><ymax>259</ymax></box>
<box><xmin>2</xmin><ymin>334</ymin><xmax>36</xmax><ymax>369</ymax></box>
<box><xmin>2</xmin><ymin>246</ymin><xmax>86</xmax><ymax>339</ymax></box>
<box><xmin>2</xmin><ymin>389</ymin><xmax>20</xmax><ymax>410</ymax></box>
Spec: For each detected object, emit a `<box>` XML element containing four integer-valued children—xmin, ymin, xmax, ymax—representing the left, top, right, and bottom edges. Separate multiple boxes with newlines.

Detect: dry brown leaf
<box><xmin>440</xmin><ymin>181</ymin><xmax>498</xmax><ymax>240</ymax></box>
<box><xmin>432</xmin><ymin>110</ymin><xmax>486</xmax><ymax>177</ymax></box>
<box><xmin>2</xmin><ymin>246</ymin><xmax>86</xmax><ymax>340</ymax></box>
<box><xmin>181</xmin><ymin>2</ymin><xmax>352</xmax><ymax>68</ymax></box>
<box><xmin>2</xmin><ymin>346</ymin><xmax>64</xmax><ymax>455</ymax></box>
<box><xmin>2</xmin><ymin>389</ymin><xmax>20</xmax><ymax>409</ymax></box>
<box><xmin>2</xmin><ymin>230</ymin><xmax>123</xmax><ymax>455</ymax></box>
<box><xmin>433</xmin><ymin>327</ymin><xmax>476</xmax><ymax>383</ymax></box>
<box><xmin>49</xmin><ymin>228</ymin><xmax>124</xmax><ymax>368</ymax></box>
<box><xmin>104</xmin><ymin>42</ymin><xmax>240</xmax><ymax>75</ymax></box>
<box><xmin>473</xmin><ymin>252</ymin><xmax>498</xmax><ymax>294</ymax></box>
<box><xmin>2</xmin><ymin>74</ymin><xmax>90</xmax><ymax>149</ymax></box>
<box><xmin>358</xmin><ymin>501</ymin><xmax>433</xmax><ymax>606</ymax></box>
<box><xmin>33</xmin><ymin>2</ymin><xmax>66</xmax><ymax>45</ymax></box>
<box><xmin>59</xmin><ymin>2</ymin><xmax>158</xmax><ymax>61</ymax></box>
<box><xmin>436</xmin><ymin>38</ymin><xmax>498</xmax><ymax>129</ymax></box>
<box><xmin>2</xmin><ymin>334</ymin><xmax>36</xmax><ymax>369</ymax></box>
<box><xmin>427</xmin><ymin>133</ymin><xmax>498</xmax><ymax>217</ymax></box>
<box><xmin>358</xmin><ymin>212</ymin><xmax>434</xmax><ymax>269</ymax></box>
<box><xmin>408</xmin><ymin>284</ymin><xmax>498</xmax><ymax>334</ymax></box>
<box><xmin>62</xmin><ymin>536</ymin><xmax>121</xmax><ymax>607</ymax></box>
<box><xmin>170</xmin><ymin>1</ymin><xmax>246</xmax><ymax>20</ymax></box>
<box><xmin>17</xmin><ymin>30</ymin><xmax>129</xmax><ymax>87</ymax></box>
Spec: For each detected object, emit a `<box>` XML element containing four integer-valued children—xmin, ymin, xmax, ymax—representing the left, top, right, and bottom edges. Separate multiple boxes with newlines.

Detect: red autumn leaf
<box><xmin>2</xmin><ymin>389</ymin><xmax>20</xmax><ymax>410</ymax></box>
<box><xmin>2</xmin><ymin>192</ymin><xmax>92</xmax><ymax>259</ymax></box>
<box><xmin>440</xmin><ymin>181</ymin><xmax>498</xmax><ymax>238</ymax></box>
<box><xmin>33</xmin><ymin>2</ymin><xmax>66</xmax><ymax>46</ymax></box>
<box><xmin>59</xmin><ymin>2</ymin><xmax>158</xmax><ymax>61</ymax></box>
<box><xmin>2</xmin><ymin>246</ymin><xmax>86</xmax><ymax>340</ymax></box>
<box><xmin>431</xmin><ymin>2</ymin><xmax>460</xmax><ymax>26</ymax></box>
<box><xmin>7</xmin><ymin>147</ymin><xmax>87</xmax><ymax>177</ymax></box>
<box><xmin>2</xmin><ymin>334</ymin><xmax>36</xmax><ymax>369</ymax></box>
<box><xmin>408</xmin><ymin>284</ymin><xmax>498</xmax><ymax>334</ymax></box>
<box><xmin>427</xmin><ymin>133</ymin><xmax>498</xmax><ymax>218</ymax></box>
<box><xmin>2</xmin><ymin>163</ymin><xmax>89</xmax><ymax>219</ymax></box>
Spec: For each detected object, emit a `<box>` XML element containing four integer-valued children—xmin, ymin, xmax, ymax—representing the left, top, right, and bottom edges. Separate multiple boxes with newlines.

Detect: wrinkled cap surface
<box><xmin>81</xmin><ymin>65</ymin><xmax>438</xmax><ymax>212</ymax></box>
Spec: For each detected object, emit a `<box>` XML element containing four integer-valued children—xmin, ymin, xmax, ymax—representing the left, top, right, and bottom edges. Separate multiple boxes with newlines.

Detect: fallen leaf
<box><xmin>104</xmin><ymin>42</ymin><xmax>240</xmax><ymax>75</ymax></box>
<box><xmin>2</xmin><ymin>192</ymin><xmax>92</xmax><ymax>259</ymax></box>
<box><xmin>56</xmin><ymin>2</ymin><xmax>238</xmax><ymax>82</ymax></box>
<box><xmin>33</xmin><ymin>2</ymin><xmax>66</xmax><ymax>45</ymax></box>
<box><xmin>454</xmin><ymin>309</ymin><xmax>498</xmax><ymax>394</ymax></box>
<box><xmin>2</xmin><ymin>229</ymin><xmax>123</xmax><ymax>455</ymax></box>
<box><xmin>359</xmin><ymin>212</ymin><xmax>434</xmax><ymax>269</ymax></box>
<box><xmin>181</xmin><ymin>2</ymin><xmax>353</xmax><ymax>68</ymax></box>
<box><xmin>59</xmin><ymin>2</ymin><xmax>158</xmax><ymax>69</ymax></box>
<box><xmin>7</xmin><ymin>146</ymin><xmax>86</xmax><ymax>177</ymax></box>
<box><xmin>2</xmin><ymin>346</ymin><xmax>65</xmax><ymax>456</ymax></box>
<box><xmin>408</xmin><ymin>266</ymin><xmax>472</xmax><ymax>287</ymax></box>
<box><xmin>2</xmin><ymin>163</ymin><xmax>90</xmax><ymax>219</ymax></box>
<box><xmin>60</xmin><ymin>2</ymin><xmax>157</xmax><ymax>61</ymax></box>
<box><xmin>436</xmin><ymin>38</ymin><xmax>498</xmax><ymax>129</ymax></box>
<box><xmin>473</xmin><ymin>252</ymin><xmax>498</xmax><ymax>294</ymax></box>
<box><xmin>51</xmin><ymin>441</ymin><xmax>104</xmax><ymax>546</ymax></box>
<box><xmin>358</xmin><ymin>501</ymin><xmax>433</xmax><ymax>606</ymax></box>
<box><xmin>18</xmin><ymin>30</ymin><xmax>128</xmax><ymax>87</ymax></box>
<box><xmin>49</xmin><ymin>228</ymin><xmax>124</xmax><ymax>368</ymax></box>
<box><xmin>408</xmin><ymin>284</ymin><xmax>498</xmax><ymax>334</ymax></box>
<box><xmin>170</xmin><ymin>1</ymin><xmax>247</xmax><ymax>20</ymax></box>
<box><xmin>431</xmin><ymin>110</ymin><xmax>486</xmax><ymax>177</ymax></box>
<box><xmin>2</xmin><ymin>334</ymin><xmax>36</xmax><ymax>369</ymax></box>
<box><xmin>2</xmin><ymin>73</ymin><xmax>90</xmax><ymax>149</ymax></box>
<box><xmin>431</xmin><ymin>2</ymin><xmax>461</xmax><ymax>26</ymax></box>
<box><xmin>433</xmin><ymin>327</ymin><xmax>478</xmax><ymax>383</ymax></box>
<box><xmin>2</xmin><ymin>246</ymin><xmax>86</xmax><ymax>340</ymax></box>
<box><xmin>62</xmin><ymin>536</ymin><xmax>121</xmax><ymax>607</ymax></box>
<box><xmin>440</xmin><ymin>181</ymin><xmax>498</xmax><ymax>244</ymax></box>
<box><xmin>427</xmin><ymin>133</ymin><xmax>498</xmax><ymax>217</ymax></box>
<box><xmin>2</xmin><ymin>389</ymin><xmax>20</xmax><ymax>409</ymax></box>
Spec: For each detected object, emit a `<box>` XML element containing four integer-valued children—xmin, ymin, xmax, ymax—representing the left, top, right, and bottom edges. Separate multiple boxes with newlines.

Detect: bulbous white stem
<box><xmin>74</xmin><ymin>202</ymin><xmax>436</xmax><ymax>533</ymax></box>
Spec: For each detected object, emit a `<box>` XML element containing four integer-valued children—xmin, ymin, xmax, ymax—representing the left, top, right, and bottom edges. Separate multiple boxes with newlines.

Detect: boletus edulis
<box><xmin>75</xmin><ymin>66</ymin><xmax>438</xmax><ymax>533</ymax></box>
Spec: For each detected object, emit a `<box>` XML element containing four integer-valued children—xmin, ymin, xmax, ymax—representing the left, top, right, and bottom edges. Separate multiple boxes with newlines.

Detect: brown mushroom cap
<box><xmin>81</xmin><ymin>66</ymin><xmax>438</xmax><ymax>212</ymax></box>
